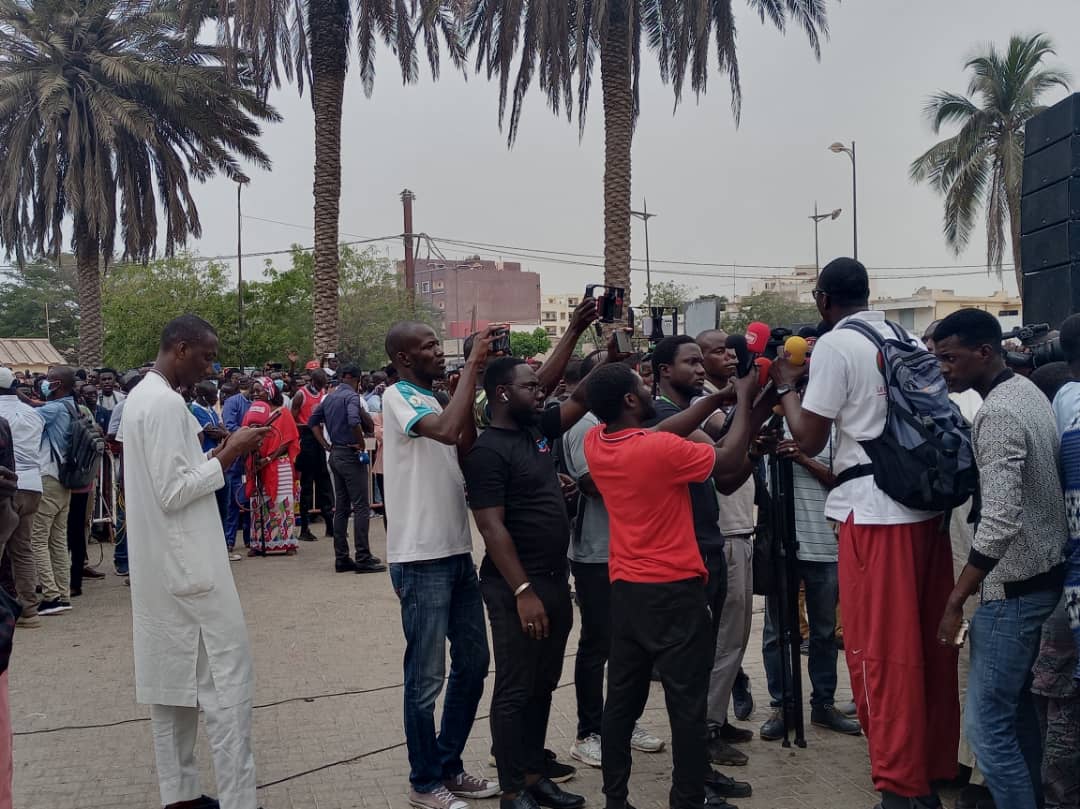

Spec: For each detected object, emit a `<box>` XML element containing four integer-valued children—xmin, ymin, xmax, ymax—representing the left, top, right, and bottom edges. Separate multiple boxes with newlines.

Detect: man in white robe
<box><xmin>120</xmin><ymin>315</ymin><xmax>268</xmax><ymax>809</ymax></box>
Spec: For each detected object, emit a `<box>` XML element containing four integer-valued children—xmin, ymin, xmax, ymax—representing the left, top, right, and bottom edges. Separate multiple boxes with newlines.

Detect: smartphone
<box><xmin>614</xmin><ymin>330</ymin><xmax>633</xmax><ymax>354</ymax></box>
<box><xmin>490</xmin><ymin>327</ymin><xmax>511</xmax><ymax>356</ymax></box>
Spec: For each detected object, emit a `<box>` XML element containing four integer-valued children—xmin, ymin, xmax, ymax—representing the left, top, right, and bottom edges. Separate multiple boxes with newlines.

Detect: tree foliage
<box><xmin>509</xmin><ymin>328</ymin><xmax>553</xmax><ymax>359</ymax></box>
<box><xmin>648</xmin><ymin>280</ymin><xmax>696</xmax><ymax>310</ymax></box>
<box><xmin>0</xmin><ymin>258</ymin><xmax>80</xmax><ymax>360</ymax></box>
<box><xmin>720</xmin><ymin>291</ymin><xmax>818</xmax><ymax>334</ymax></box>
<box><xmin>910</xmin><ymin>33</ymin><xmax>1070</xmax><ymax>293</ymax></box>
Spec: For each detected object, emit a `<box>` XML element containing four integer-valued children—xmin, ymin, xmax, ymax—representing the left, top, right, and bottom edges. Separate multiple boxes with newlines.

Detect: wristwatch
<box><xmin>775</xmin><ymin>385</ymin><xmax>795</xmax><ymax>398</ymax></box>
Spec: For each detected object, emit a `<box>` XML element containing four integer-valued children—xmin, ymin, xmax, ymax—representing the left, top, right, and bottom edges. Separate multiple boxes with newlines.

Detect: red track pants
<box><xmin>839</xmin><ymin>516</ymin><xmax>960</xmax><ymax>798</ymax></box>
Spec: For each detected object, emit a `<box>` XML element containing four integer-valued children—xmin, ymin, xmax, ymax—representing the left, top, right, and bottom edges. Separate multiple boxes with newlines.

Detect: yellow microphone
<box><xmin>784</xmin><ymin>335</ymin><xmax>809</xmax><ymax>367</ymax></box>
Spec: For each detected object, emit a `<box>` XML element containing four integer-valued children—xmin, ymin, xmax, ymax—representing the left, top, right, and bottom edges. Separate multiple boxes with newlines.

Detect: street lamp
<box><xmin>829</xmin><ymin>141</ymin><xmax>857</xmax><ymax>260</ymax></box>
<box><xmin>809</xmin><ymin>203</ymin><xmax>842</xmax><ymax>280</ymax></box>
<box><xmin>236</xmin><ymin>174</ymin><xmax>249</xmax><ymax>371</ymax></box>
<box><xmin>630</xmin><ymin>199</ymin><xmax>657</xmax><ymax>310</ymax></box>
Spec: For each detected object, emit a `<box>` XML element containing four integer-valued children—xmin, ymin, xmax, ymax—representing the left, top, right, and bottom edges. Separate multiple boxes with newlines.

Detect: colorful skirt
<box><xmin>249</xmin><ymin>459</ymin><xmax>299</xmax><ymax>555</ymax></box>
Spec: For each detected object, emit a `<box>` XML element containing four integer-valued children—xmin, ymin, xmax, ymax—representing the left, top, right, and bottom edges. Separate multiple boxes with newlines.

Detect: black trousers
<box><xmin>482</xmin><ymin>572</ymin><xmax>573</xmax><ymax>795</ymax></box>
<box><xmin>702</xmin><ymin>546</ymin><xmax>728</xmax><ymax>645</ymax></box>
<box><xmin>328</xmin><ymin>447</ymin><xmax>374</xmax><ymax>564</ymax></box>
<box><xmin>67</xmin><ymin>491</ymin><xmax>90</xmax><ymax>592</ymax></box>
<box><xmin>571</xmin><ymin>561</ymin><xmax>611</xmax><ymax>740</ymax></box>
<box><xmin>602</xmin><ymin>578</ymin><xmax>713</xmax><ymax>809</ymax></box>
<box><xmin>296</xmin><ymin>431</ymin><xmax>334</xmax><ymax>533</ymax></box>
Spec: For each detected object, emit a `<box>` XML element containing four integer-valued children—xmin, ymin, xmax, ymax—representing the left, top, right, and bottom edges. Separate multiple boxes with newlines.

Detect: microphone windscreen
<box><xmin>797</xmin><ymin>325</ymin><xmax>819</xmax><ymax>339</ymax></box>
<box><xmin>754</xmin><ymin>357</ymin><xmax>772</xmax><ymax>388</ymax></box>
<box><xmin>785</xmin><ymin>336</ymin><xmax>809</xmax><ymax>367</ymax></box>
<box><xmin>725</xmin><ymin>334</ymin><xmax>752</xmax><ymax>378</ymax></box>
<box><xmin>745</xmin><ymin>321</ymin><xmax>771</xmax><ymax>354</ymax></box>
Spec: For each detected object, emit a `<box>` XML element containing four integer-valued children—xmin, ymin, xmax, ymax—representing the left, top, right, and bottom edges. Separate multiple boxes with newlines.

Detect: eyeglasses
<box><xmin>811</xmin><ymin>288</ymin><xmax>828</xmax><ymax>301</ymax></box>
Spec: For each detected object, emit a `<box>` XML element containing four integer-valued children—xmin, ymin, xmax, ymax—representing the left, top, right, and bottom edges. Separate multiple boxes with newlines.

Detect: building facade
<box><xmin>871</xmin><ymin>287</ymin><xmax>1022</xmax><ymax>335</ymax></box>
<box><xmin>399</xmin><ymin>256</ymin><xmax>542</xmax><ymax>339</ymax></box>
<box><xmin>540</xmin><ymin>293</ymin><xmax>584</xmax><ymax>340</ymax></box>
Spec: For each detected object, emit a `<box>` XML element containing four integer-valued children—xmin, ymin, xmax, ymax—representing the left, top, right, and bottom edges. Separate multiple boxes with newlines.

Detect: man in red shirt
<box><xmin>583</xmin><ymin>363</ymin><xmax>762</xmax><ymax>809</ymax></box>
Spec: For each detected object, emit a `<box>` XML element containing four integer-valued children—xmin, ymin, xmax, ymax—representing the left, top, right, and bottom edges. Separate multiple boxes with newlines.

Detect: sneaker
<box><xmin>444</xmin><ymin>771</ymin><xmax>499</xmax><ymax>799</ymax></box>
<box><xmin>38</xmin><ymin>599</ymin><xmax>67</xmax><ymax>616</ymax></box>
<box><xmin>569</xmin><ymin>734</ymin><xmax>602</xmax><ymax>768</ymax></box>
<box><xmin>811</xmin><ymin>705</ymin><xmax>862</xmax><ymax>736</ymax></box>
<box><xmin>229</xmin><ymin>553</ymin><xmax>242</xmax><ymax>562</ymax></box>
<box><xmin>732</xmin><ymin>675</ymin><xmax>754</xmax><ymax>721</ymax></box>
<box><xmin>298</xmin><ymin>530</ymin><xmax>319</xmax><ymax>542</ymax></box>
<box><xmin>759</xmin><ymin>709</ymin><xmax>784</xmax><ymax>742</ymax></box>
<box><xmin>630</xmin><ymin>723</ymin><xmax>665</xmax><ymax>752</ymax></box>
<box><xmin>114</xmin><ymin>566</ymin><xmax>129</xmax><ymax>576</ymax></box>
<box><xmin>15</xmin><ymin>614</ymin><xmax>41</xmax><ymax>628</ymax></box>
<box><xmin>706</xmin><ymin>737</ymin><xmax>747</xmax><ymax>767</ymax></box>
<box><xmin>543</xmin><ymin>750</ymin><xmax>576</xmax><ymax>784</ymax></box>
<box><xmin>837</xmin><ymin>701</ymin><xmax>858</xmax><ymax>717</ymax></box>
<box><xmin>705</xmin><ymin>768</ymin><xmax>752</xmax><ymax>799</ymax></box>
<box><xmin>410</xmin><ymin>786</ymin><xmax>469</xmax><ymax>809</ymax></box>
<box><xmin>58</xmin><ymin>600</ymin><xmax>72</xmax><ymax>611</ymax></box>
<box><xmin>714</xmin><ymin>722</ymin><xmax>752</xmax><ymax>745</ymax></box>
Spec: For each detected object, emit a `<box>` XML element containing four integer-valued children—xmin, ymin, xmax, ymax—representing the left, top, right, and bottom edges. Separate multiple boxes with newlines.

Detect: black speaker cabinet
<box><xmin>1020</xmin><ymin>220</ymin><xmax>1080</xmax><ymax>272</ymax></box>
<box><xmin>1023</xmin><ymin>262</ymin><xmax>1080</xmax><ymax>328</ymax></box>
<box><xmin>1021</xmin><ymin>135</ymin><xmax>1080</xmax><ymax>196</ymax></box>
<box><xmin>1025</xmin><ymin>93</ymin><xmax>1080</xmax><ymax>156</ymax></box>
<box><xmin>1022</xmin><ymin>176</ymin><xmax>1080</xmax><ymax>235</ymax></box>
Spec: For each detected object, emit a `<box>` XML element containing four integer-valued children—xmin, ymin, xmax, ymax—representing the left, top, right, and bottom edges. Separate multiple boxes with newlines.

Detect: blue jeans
<box><xmin>223</xmin><ymin>465</ymin><xmax>250</xmax><ymax>549</ymax></box>
<box><xmin>965</xmin><ymin>588</ymin><xmax>1059</xmax><ymax>809</ymax></box>
<box><xmin>762</xmin><ymin>560</ymin><xmax>839</xmax><ymax>708</ymax></box>
<box><xmin>390</xmin><ymin>554</ymin><xmax>490</xmax><ymax>792</ymax></box>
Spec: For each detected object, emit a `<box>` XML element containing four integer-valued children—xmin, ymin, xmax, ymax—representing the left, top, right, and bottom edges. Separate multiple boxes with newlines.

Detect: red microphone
<box><xmin>754</xmin><ymin>356</ymin><xmax>772</xmax><ymax>388</ymax></box>
<box><xmin>745</xmin><ymin>321</ymin><xmax>771</xmax><ymax>355</ymax></box>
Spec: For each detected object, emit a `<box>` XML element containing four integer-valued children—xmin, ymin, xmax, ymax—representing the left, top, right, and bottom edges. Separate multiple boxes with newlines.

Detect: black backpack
<box><xmin>51</xmin><ymin>400</ymin><xmax>105</xmax><ymax>490</ymax></box>
<box><xmin>836</xmin><ymin>319</ymin><xmax>977</xmax><ymax>512</ymax></box>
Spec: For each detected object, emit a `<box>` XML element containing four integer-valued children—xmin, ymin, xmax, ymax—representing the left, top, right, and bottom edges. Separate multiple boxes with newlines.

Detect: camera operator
<box><xmin>932</xmin><ymin>309</ymin><xmax>1067</xmax><ymax>809</ymax></box>
<box><xmin>769</xmin><ymin>258</ymin><xmax>958</xmax><ymax>809</ymax></box>
<box><xmin>581</xmin><ymin>362</ymin><xmax>767</xmax><ymax>809</ymax></box>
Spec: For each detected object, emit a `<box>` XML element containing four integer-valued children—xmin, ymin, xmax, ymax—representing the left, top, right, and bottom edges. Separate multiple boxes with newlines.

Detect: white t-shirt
<box><xmin>1053</xmin><ymin>380</ymin><xmax>1080</xmax><ymax>436</ymax></box>
<box><xmin>382</xmin><ymin>380</ymin><xmax>473</xmax><ymax>563</ymax></box>
<box><xmin>800</xmin><ymin>310</ymin><xmax>939</xmax><ymax>525</ymax></box>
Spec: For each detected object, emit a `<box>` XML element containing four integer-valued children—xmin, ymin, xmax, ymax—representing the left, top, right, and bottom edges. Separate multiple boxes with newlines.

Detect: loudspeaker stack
<box><xmin>1021</xmin><ymin>93</ymin><xmax>1080</xmax><ymax>327</ymax></box>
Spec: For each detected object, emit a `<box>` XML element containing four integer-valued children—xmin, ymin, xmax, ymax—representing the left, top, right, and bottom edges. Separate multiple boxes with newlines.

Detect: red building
<box><xmin>398</xmin><ymin>256</ymin><xmax>542</xmax><ymax>338</ymax></box>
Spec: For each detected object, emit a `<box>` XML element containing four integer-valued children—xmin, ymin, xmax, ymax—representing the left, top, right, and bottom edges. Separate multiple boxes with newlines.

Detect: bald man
<box><xmin>383</xmin><ymin>323</ymin><xmax>500</xmax><ymax>809</ymax></box>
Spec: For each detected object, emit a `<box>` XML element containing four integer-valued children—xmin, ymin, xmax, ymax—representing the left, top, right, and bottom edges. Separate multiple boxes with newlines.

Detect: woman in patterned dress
<box><xmin>243</xmin><ymin>378</ymin><xmax>300</xmax><ymax>556</ymax></box>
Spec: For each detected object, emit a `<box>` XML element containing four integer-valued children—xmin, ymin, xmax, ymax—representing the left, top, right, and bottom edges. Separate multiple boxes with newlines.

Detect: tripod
<box><xmin>766</xmin><ymin>444</ymin><xmax>807</xmax><ymax>749</ymax></box>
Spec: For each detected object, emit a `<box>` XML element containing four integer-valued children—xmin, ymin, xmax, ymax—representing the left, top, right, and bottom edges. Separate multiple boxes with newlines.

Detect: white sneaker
<box><xmin>444</xmin><ymin>771</ymin><xmax>500</xmax><ymax>799</ymax></box>
<box><xmin>630</xmin><ymin>723</ymin><xmax>665</xmax><ymax>753</ymax></box>
<box><xmin>409</xmin><ymin>786</ymin><xmax>469</xmax><ymax>809</ymax></box>
<box><xmin>569</xmin><ymin>734</ymin><xmax>602</xmax><ymax>768</ymax></box>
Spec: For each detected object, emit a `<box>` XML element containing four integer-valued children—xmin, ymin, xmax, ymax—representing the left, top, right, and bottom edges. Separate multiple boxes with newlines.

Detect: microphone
<box><xmin>725</xmin><ymin>334</ymin><xmax>754</xmax><ymax>378</ymax></box>
<box><xmin>784</xmin><ymin>336</ymin><xmax>809</xmax><ymax>367</ymax></box>
<box><xmin>745</xmin><ymin>321</ymin><xmax>771</xmax><ymax>355</ymax></box>
<box><xmin>754</xmin><ymin>356</ymin><xmax>772</xmax><ymax>388</ymax></box>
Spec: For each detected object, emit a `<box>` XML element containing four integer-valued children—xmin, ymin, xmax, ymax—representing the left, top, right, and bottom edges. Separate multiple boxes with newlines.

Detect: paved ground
<box><xmin>10</xmin><ymin>522</ymin><xmax>909</xmax><ymax>809</ymax></box>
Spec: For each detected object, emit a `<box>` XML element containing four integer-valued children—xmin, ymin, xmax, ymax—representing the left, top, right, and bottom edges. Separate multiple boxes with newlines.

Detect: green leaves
<box><xmin>508</xmin><ymin>326</ymin><xmax>553</xmax><ymax>359</ymax></box>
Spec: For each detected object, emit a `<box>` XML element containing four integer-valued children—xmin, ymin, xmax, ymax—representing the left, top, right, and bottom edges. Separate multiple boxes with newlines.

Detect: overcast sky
<box><xmin>188</xmin><ymin>0</ymin><xmax>1079</xmax><ymax>303</ymax></box>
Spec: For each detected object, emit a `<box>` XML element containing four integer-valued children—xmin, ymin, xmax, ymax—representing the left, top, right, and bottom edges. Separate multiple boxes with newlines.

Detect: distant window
<box><xmin>560</xmin><ymin>312</ymin><xmax>567</xmax><ymax>321</ymax></box>
<box><xmin>542</xmin><ymin>311</ymin><xmax>557</xmax><ymax>322</ymax></box>
<box><xmin>567</xmin><ymin>298</ymin><xmax>578</xmax><ymax>306</ymax></box>
<box><xmin>433</xmin><ymin>280</ymin><xmax>445</xmax><ymax>291</ymax></box>
<box><xmin>437</xmin><ymin>300</ymin><xmax>445</xmax><ymax>310</ymax></box>
<box><xmin>897</xmin><ymin>308</ymin><xmax>916</xmax><ymax>329</ymax></box>
<box><xmin>559</xmin><ymin>327</ymin><xmax>566</xmax><ymax>335</ymax></box>
<box><xmin>545</xmin><ymin>326</ymin><xmax>557</xmax><ymax>336</ymax></box>
<box><xmin>421</xmin><ymin>281</ymin><xmax>431</xmax><ymax>293</ymax></box>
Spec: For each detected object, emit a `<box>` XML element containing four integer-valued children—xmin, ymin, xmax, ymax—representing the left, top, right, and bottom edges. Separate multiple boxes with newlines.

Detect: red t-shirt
<box><xmin>583</xmin><ymin>426</ymin><xmax>714</xmax><ymax>584</ymax></box>
<box><xmin>295</xmin><ymin>386</ymin><xmax>326</xmax><ymax>426</ymax></box>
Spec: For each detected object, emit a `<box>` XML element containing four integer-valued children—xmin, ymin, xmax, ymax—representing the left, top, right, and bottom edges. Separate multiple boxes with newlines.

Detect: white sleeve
<box><xmin>800</xmin><ymin>337</ymin><xmax>849</xmax><ymax>420</ymax></box>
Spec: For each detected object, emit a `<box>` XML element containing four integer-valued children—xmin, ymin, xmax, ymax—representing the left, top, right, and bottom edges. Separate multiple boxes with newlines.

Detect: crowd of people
<box><xmin>0</xmin><ymin>256</ymin><xmax>1078</xmax><ymax>809</ymax></box>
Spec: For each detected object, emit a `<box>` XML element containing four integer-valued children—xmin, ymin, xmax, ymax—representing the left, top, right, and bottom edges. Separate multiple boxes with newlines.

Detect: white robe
<box><xmin>119</xmin><ymin>372</ymin><xmax>255</xmax><ymax>708</ymax></box>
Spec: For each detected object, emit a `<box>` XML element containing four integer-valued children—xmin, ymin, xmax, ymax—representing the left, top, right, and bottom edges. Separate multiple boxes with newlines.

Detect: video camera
<box><xmin>1002</xmin><ymin>323</ymin><xmax>1064</xmax><ymax>370</ymax></box>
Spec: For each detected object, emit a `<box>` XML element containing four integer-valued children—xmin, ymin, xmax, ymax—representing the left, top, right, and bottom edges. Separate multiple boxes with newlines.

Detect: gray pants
<box><xmin>328</xmin><ymin>447</ymin><xmax>374</xmax><ymax>564</ymax></box>
<box><xmin>0</xmin><ymin>491</ymin><xmax>41</xmax><ymax>615</ymax></box>
<box><xmin>708</xmin><ymin>533</ymin><xmax>753</xmax><ymax>727</ymax></box>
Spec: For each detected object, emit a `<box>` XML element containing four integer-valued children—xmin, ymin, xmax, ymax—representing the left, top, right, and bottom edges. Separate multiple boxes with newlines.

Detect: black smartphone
<box><xmin>490</xmin><ymin>327</ymin><xmax>511</xmax><ymax>355</ymax></box>
<box><xmin>615</xmin><ymin>330</ymin><xmax>633</xmax><ymax>354</ymax></box>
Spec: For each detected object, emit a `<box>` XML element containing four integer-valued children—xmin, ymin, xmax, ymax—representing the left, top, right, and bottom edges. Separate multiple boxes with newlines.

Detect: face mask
<box><xmin>274</xmin><ymin>379</ymin><xmax>285</xmax><ymax>392</ymax></box>
<box><xmin>40</xmin><ymin>381</ymin><xmax>52</xmax><ymax>399</ymax></box>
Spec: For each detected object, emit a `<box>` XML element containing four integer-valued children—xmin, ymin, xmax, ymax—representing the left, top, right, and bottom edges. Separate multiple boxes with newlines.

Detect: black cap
<box><xmin>817</xmin><ymin>257</ymin><xmax>869</xmax><ymax>301</ymax></box>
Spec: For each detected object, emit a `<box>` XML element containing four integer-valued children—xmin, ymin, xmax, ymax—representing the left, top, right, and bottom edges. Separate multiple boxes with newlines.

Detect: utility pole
<box><xmin>630</xmin><ymin>199</ymin><xmax>658</xmax><ymax>310</ymax></box>
<box><xmin>237</xmin><ymin>178</ymin><xmax>246</xmax><ymax>371</ymax></box>
<box><xmin>401</xmin><ymin>189</ymin><xmax>416</xmax><ymax>308</ymax></box>
<box><xmin>44</xmin><ymin>302</ymin><xmax>51</xmax><ymax>343</ymax></box>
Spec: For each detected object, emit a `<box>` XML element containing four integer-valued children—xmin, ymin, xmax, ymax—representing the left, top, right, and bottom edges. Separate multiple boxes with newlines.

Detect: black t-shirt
<box><xmin>645</xmin><ymin>398</ymin><xmax>725</xmax><ymax>553</ymax></box>
<box><xmin>463</xmin><ymin>406</ymin><xmax>570</xmax><ymax>578</ymax></box>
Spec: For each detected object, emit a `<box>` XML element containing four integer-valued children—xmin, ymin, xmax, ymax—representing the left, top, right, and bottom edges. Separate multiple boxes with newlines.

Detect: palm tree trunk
<box><xmin>600</xmin><ymin>5</ymin><xmax>633</xmax><ymax>313</ymax></box>
<box><xmin>309</xmin><ymin>0</ymin><xmax>348</xmax><ymax>356</ymax></box>
<box><xmin>73</xmin><ymin>214</ymin><xmax>103</xmax><ymax>366</ymax></box>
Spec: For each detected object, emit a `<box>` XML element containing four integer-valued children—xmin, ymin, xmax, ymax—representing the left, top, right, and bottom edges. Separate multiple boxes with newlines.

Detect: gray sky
<box><xmin>189</xmin><ymin>0</ymin><xmax>1079</xmax><ymax>303</ymax></box>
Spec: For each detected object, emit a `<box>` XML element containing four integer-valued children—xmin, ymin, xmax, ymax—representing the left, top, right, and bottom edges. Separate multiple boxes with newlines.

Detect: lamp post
<box><xmin>829</xmin><ymin>141</ymin><xmax>857</xmax><ymax>260</ymax></box>
<box><xmin>630</xmin><ymin>199</ymin><xmax>657</xmax><ymax>309</ymax></box>
<box><xmin>809</xmin><ymin>202</ymin><xmax>842</xmax><ymax>280</ymax></box>
<box><xmin>236</xmin><ymin>175</ymin><xmax>249</xmax><ymax>371</ymax></box>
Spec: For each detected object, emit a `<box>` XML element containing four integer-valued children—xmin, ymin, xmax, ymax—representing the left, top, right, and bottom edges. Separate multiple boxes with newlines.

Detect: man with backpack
<box><xmin>30</xmin><ymin>366</ymin><xmax>79</xmax><ymax>616</ymax></box>
<box><xmin>770</xmin><ymin>258</ymin><xmax>962</xmax><ymax>809</ymax></box>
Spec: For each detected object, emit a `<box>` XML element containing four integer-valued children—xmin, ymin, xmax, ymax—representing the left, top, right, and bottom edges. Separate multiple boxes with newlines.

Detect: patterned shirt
<box><xmin>970</xmin><ymin>372</ymin><xmax>1067</xmax><ymax>602</ymax></box>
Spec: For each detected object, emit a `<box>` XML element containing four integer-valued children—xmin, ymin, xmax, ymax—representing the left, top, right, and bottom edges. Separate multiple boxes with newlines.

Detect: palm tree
<box><xmin>910</xmin><ymin>34</ymin><xmax>1070</xmax><ymax>295</ymax></box>
<box><xmin>187</xmin><ymin>0</ymin><xmax>463</xmax><ymax>356</ymax></box>
<box><xmin>0</xmin><ymin>0</ymin><xmax>279</xmax><ymax>366</ymax></box>
<box><xmin>464</xmin><ymin>1</ymin><xmax>829</xmax><ymax>302</ymax></box>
